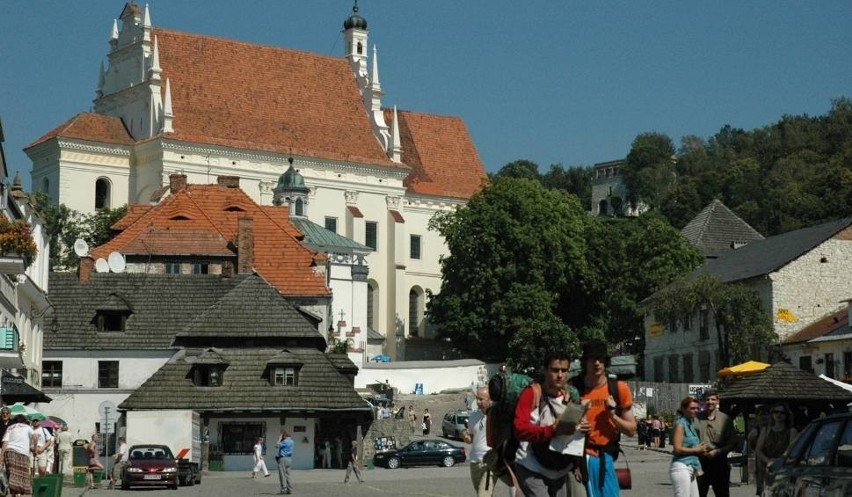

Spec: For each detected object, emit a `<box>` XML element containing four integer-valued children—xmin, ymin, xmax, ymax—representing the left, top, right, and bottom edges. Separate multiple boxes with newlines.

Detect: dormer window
<box><xmin>272</xmin><ymin>366</ymin><xmax>298</xmax><ymax>386</ymax></box>
<box><xmin>194</xmin><ymin>365</ymin><xmax>225</xmax><ymax>387</ymax></box>
<box><xmin>93</xmin><ymin>311</ymin><xmax>131</xmax><ymax>332</ymax></box>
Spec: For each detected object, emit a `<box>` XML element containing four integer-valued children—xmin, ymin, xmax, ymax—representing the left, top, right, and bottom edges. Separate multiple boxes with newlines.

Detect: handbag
<box><xmin>615</xmin><ymin>449</ymin><xmax>631</xmax><ymax>490</ymax></box>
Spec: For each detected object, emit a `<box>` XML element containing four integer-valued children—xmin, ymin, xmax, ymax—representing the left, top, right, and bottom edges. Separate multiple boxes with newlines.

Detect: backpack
<box><xmin>484</xmin><ymin>371</ymin><xmax>580</xmax><ymax>485</ymax></box>
<box><xmin>571</xmin><ymin>375</ymin><xmax>623</xmax><ymax>459</ymax></box>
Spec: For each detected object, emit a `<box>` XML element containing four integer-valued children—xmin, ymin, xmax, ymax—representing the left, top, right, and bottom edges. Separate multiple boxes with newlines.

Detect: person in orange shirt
<box><xmin>576</xmin><ymin>340</ymin><xmax>637</xmax><ymax>497</ymax></box>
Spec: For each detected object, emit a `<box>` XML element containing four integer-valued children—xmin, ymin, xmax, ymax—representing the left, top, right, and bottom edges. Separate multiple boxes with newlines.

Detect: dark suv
<box><xmin>765</xmin><ymin>411</ymin><xmax>852</xmax><ymax>497</ymax></box>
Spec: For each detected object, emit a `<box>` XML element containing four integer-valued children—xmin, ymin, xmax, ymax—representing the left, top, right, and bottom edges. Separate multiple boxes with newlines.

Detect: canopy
<box><xmin>8</xmin><ymin>402</ymin><xmax>45</xmax><ymax>421</ymax></box>
<box><xmin>717</xmin><ymin>360</ymin><xmax>770</xmax><ymax>377</ymax></box>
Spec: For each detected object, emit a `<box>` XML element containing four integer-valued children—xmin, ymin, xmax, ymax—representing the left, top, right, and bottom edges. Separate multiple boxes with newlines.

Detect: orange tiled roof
<box><xmin>112</xmin><ymin>205</ymin><xmax>153</xmax><ymax>231</ymax></box>
<box><xmin>155</xmin><ymin>29</ymin><xmax>399</xmax><ymax>169</ymax></box>
<box><xmin>27</xmin><ymin>113</ymin><xmax>135</xmax><ymax>149</ymax></box>
<box><xmin>91</xmin><ymin>183</ymin><xmax>329</xmax><ymax>297</ymax></box>
<box><xmin>783</xmin><ymin>308</ymin><xmax>848</xmax><ymax>344</ymax></box>
<box><xmin>390</xmin><ymin>109</ymin><xmax>487</xmax><ymax>199</ymax></box>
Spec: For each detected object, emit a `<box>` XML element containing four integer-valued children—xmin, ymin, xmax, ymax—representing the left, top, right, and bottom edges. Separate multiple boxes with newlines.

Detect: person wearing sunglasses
<box><xmin>754</xmin><ymin>403</ymin><xmax>797</xmax><ymax>496</ymax></box>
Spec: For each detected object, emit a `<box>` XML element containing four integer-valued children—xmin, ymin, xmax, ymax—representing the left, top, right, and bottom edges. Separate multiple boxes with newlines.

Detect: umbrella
<box><xmin>40</xmin><ymin>419</ymin><xmax>60</xmax><ymax>429</ymax></box>
<box><xmin>47</xmin><ymin>415</ymin><xmax>67</xmax><ymax>427</ymax></box>
<box><xmin>717</xmin><ymin>360</ymin><xmax>770</xmax><ymax>377</ymax></box>
<box><xmin>8</xmin><ymin>402</ymin><xmax>45</xmax><ymax>421</ymax></box>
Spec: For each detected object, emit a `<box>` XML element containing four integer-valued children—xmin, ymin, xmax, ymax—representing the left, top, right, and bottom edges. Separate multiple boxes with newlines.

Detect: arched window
<box><xmin>42</xmin><ymin>178</ymin><xmax>50</xmax><ymax>195</ymax></box>
<box><xmin>95</xmin><ymin>178</ymin><xmax>111</xmax><ymax>210</ymax></box>
<box><xmin>598</xmin><ymin>199</ymin><xmax>608</xmax><ymax>216</ymax></box>
<box><xmin>367</xmin><ymin>280</ymin><xmax>378</xmax><ymax>331</ymax></box>
<box><xmin>408</xmin><ymin>287</ymin><xmax>424</xmax><ymax>337</ymax></box>
<box><xmin>293</xmin><ymin>198</ymin><xmax>304</xmax><ymax>217</ymax></box>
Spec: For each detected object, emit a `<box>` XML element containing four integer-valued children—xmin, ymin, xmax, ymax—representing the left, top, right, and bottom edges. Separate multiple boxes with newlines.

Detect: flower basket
<box><xmin>0</xmin><ymin>218</ymin><xmax>36</xmax><ymax>273</ymax></box>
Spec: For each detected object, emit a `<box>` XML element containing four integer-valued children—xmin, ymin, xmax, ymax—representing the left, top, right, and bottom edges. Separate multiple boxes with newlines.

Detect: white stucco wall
<box><xmin>37</xmin><ymin>351</ymin><xmax>173</xmax><ymax>438</ymax></box>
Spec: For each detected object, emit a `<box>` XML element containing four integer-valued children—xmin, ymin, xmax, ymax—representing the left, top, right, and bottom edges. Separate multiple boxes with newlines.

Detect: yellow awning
<box><xmin>717</xmin><ymin>360</ymin><xmax>770</xmax><ymax>377</ymax></box>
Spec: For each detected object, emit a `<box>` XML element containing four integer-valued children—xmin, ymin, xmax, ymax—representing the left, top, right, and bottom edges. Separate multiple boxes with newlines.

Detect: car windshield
<box><xmin>130</xmin><ymin>447</ymin><xmax>174</xmax><ymax>460</ymax></box>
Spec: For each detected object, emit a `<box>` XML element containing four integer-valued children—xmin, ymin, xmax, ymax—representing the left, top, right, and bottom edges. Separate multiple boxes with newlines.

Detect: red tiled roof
<box><xmin>783</xmin><ymin>308</ymin><xmax>848</xmax><ymax>344</ymax></box>
<box><xmin>26</xmin><ymin>113</ymin><xmax>135</xmax><ymax>149</ymax></box>
<box><xmin>91</xmin><ymin>183</ymin><xmax>329</xmax><ymax>297</ymax></box>
<box><xmin>112</xmin><ymin>205</ymin><xmax>153</xmax><ymax>231</ymax></box>
<box><xmin>390</xmin><ymin>109</ymin><xmax>488</xmax><ymax>199</ymax></box>
<box><xmin>155</xmin><ymin>29</ymin><xmax>400</xmax><ymax>169</ymax></box>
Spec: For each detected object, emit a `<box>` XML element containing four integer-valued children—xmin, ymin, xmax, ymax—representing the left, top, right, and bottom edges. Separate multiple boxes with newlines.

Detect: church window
<box><xmin>294</xmin><ymin>198</ymin><xmax>304</xmax><ymax>216</ymax></box>
<box><xmin>42</xmin><ymin>178</ymin><xmax>49</xmax><ymax>195</ymax></box>
<box><xmin>95</xmin><ymin>178</ymin><xmax>111</xmax><ymax>210</ymax></box>
<box><xmin>325</xmin><ymin>217</ymin><xmax>337</xmax><ymax>233</ymax></box>
<box><xmin>410</xmin><ymin>235</ymin><xmax>421</xmax><ymax>260</ymax></box>
<box><xmin>408</xmin><ymin>287</ymin><xmax>424</xmax><ymax>337</ymax></box>
<box><xmin>365</xmin><ymin>221</ymin><xmax>377</xmax><ymax>250</ymax></box>
<box><xmin>367</xmin><ymin>280</ymin><xmax>378</xmax><ymax>331</ymax></box>
<box><xmin>357</xmin><ymin>41</ymin><xmax>363</xmax><ymax>55</ymax></box>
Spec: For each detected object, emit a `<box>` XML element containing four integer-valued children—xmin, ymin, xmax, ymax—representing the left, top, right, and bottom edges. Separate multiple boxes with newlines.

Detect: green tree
<box><xmin>427</xmin><ymin>177</ymin><xmax>590</xmax><ymax>361</ymax></box>
<box><xmin>493</xmin><ymin>160</ymin><xmax>542</xmax><ymax>181</ymax></box>
<box><xmin>31</xmin><ymin>193</ymin><xmax>126</xmax><ymax>270</ymax></box>
<box><xmin>623</xmin><ymin>132</ymin><xmax>676</xmax><ymax>210</ymax></box>
<box><xmin>647</xmin><ymin>273</ymin><xmax>775</xmax><ymax>366</ymax></box>
<box><xmin>541</xmin><ymin>164</ymin><xmax>592</xmax><ymax>210</ymax></box>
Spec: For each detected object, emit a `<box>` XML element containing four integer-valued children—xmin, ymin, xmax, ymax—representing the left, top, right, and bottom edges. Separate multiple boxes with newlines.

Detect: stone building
<box><xmin>644</xmin><ymin>217</ymin><xmax>852</xmax><ymax>383</ymax></box>
<box><xmin>590</xmin><ymin>160</ymin><xmax>646</xmax><ymax>217</ymax></box>
<box><xmin>24</xmin><ymin>3</ymin><xmax>487</xmax><ymax>360</ymax></box>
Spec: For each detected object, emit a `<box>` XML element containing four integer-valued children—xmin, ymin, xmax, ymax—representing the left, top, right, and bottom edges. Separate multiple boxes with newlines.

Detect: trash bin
<box><xmin>73</xmin><ymin>469</ymin><xmax>87</xmax><ymax>488</ymax></box>
<box><xmin>32</xmin><ymin>473</ymin><xmax>63</xmax><ymax>497</ymax></box>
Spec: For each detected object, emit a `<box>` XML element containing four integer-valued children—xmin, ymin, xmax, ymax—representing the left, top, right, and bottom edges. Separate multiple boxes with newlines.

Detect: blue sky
<box><xmin>2</xmin><ymin>1</ymin><xmax>851</xmax><ymax>189</ymax></box>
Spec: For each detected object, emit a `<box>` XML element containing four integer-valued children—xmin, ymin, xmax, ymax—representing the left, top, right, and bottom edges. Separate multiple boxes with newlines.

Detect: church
<box><xmin>25</xmin><ymin>3</ymin><xmax>487</xmax><ymax>360</ymax></box>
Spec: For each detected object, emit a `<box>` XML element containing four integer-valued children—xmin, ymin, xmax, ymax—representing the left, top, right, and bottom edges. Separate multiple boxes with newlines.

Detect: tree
<box><xmin>541</xmin><ymin>164</ymin><xmax>592</xmax><ymax>210</ymax></box>
<box><xmin>31</xmin><ymin>193</ymin><xmax>127</xmax><ymax>270</ymax></box>
<box><xmin>647</xmin><ymin>273</ymin><xmax>775</xmax><ymax>366</ymax></box>
<box><xmin>493</xmin><ymin>160</ymin><xmax>541</xmax><ymax>181</ymax></box>
<box><xmin>623</xmin><ymin>132</ymin><xmax>676</xmax><ymax>210</ymax></box>
<box><xmin>427</xmin><ymin>177</ymin><xmax>590</xmax><ymax>361</ymax></box>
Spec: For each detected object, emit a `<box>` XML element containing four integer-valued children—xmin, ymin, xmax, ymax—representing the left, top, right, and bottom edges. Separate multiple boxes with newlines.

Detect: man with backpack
<box><xmin>512</xmin><ymin>350</ymin><xmax>582</xmax><ymax>497</ymax></box>
<box><xmin>575</xmin><ymin>340</ymin><xmax>636</xmax><ymax>497</ymax></box>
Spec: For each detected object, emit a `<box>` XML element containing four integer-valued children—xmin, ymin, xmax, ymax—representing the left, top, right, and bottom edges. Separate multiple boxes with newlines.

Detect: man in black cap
<box><xmin>576</xmin><ymin>340</ymin><xmax>636</xmax><ymax>497</ymax></box>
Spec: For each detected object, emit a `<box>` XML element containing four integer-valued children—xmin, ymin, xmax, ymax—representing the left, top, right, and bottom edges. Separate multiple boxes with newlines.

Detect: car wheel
<box><xmin>442</xmin><ymin>429</ymin><xmax>448</xmax><ymax>438</ymax></box>
<box><xmin>387</xmin><ymin>457</ymin><xmax>401</xmax><ymax>469</ymax></box>
<box><xmin>442</xmin><ymin>456</ymin><xmax>455</xmax><ymax>468</ymax></box>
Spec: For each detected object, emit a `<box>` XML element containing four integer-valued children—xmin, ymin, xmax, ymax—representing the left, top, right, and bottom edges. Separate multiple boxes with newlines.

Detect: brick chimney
<box><xmin>217</xmin><ymin>176</ymin><xmax>240</xmax><ymax>188</ymax></box>
<box><xmin>77</xmin><ymin>256</ymin><xmax>94</xmax><ymax>283</ymax></box>
<box><xmin>221</xmin><ymin>261</ymin><xmax>234</xmax><ymax>278</ymax></box>
<box><xmin>237</xmin><ymin>217</ymin><xmax>254</xmax><ymax>274</ymax></box>
<box><xmin>169</xmin><ymin>173</ymin><xmax>187</xmax><ymax>194</ymax></box>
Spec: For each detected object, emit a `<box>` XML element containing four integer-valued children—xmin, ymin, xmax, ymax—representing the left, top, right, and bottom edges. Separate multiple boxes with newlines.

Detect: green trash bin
<box><xmin>32</xmin><ymin>473</ymin><xmax>63</xmax><ymax>497</ymax></box>
<box><xmin>73</xmin><ymin>470</ymin><xmax>87</xmax><ymax>488</ymax></box>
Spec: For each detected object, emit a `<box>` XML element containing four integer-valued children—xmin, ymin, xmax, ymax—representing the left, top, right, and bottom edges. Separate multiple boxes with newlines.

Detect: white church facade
<box><xmin>25</xmin><ymin>3</ymin><xmax>487</xmax><ymax>360</ymax></box>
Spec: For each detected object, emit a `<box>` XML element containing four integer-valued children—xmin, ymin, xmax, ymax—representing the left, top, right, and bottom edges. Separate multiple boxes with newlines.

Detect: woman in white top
<box><xmin>251</xmin><ymin>437</ymin><xmax>269</xmax><ymax>478</ymax></box>
<box><xmin>0</xmin><ymin>414</ymin><xmax>36</xmax><ymax>497</ymax></box>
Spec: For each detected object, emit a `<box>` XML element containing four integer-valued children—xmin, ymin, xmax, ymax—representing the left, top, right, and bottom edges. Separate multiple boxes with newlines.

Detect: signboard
<box><xmin>688</xmin><ymin>384</ymin><xmax>713</xmax><ymax>399</ymax></box>
<box><xmin>649</xmin><ymin>322</ymin><xmax>664</xmax><ymax>337</ymax></box>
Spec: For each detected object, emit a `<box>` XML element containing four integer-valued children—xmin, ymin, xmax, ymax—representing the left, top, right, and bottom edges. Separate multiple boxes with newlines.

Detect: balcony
<box><xmin>0</xmin><ymin>253</ymin><xmax>26</xmax><ymax>275</ymax></box>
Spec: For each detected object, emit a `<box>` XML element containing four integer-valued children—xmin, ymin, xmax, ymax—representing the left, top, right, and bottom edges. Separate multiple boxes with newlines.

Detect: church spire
<box><xmin>149</xmin><ymin>35</ymin><xmax>162</xmax><ymax>79</ymax></box>
<box><xmin>390</xmin><ymin>106</ymin><xmax>402</xmax><ymax>163</ymax></box>
<box><xmin>161</xmin><ymin>79</ymin><xmax>174</xmax><ymax>133</ymax></box>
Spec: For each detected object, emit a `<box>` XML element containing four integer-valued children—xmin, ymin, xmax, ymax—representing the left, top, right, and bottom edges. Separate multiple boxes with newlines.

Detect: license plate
<box><xmin>143</xmin><ymin>475</ymin><xmax>161</xmax><ymax>480</ymax></box>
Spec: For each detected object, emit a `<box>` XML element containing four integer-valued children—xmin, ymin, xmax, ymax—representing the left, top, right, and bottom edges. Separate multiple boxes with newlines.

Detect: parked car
<box><xmin>371</xmin><ymin>354</ymin><xmax>391</xmax><ymax>363</ymax></box>
<box><xmin>372</xmin><ymin>439</ymin><xmax>466</xmax><ymax>469</ymax></box>
<box><xmin>121</xmin><ymin>444</ymin><xmax>179</xmax><ymax>490</ymax></box>
<box><xmin>441</xmin><ymin>410</ymin><xmax>470</xmax><ymax>439</ymax></box>
<box><xmin>765</xmin><ymin>411</ymin><xmax>852</xmax><ymax>497</ymax></box>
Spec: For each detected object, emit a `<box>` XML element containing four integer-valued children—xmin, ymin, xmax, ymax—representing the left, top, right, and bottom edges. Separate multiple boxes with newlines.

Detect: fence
<box><xmin>626</xmin><ymin>381</ymin><xmax>705</xmax><ymax>418</ymax></box>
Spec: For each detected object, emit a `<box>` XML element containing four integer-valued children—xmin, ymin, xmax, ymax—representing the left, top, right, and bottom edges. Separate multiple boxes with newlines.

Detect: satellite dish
<box><xmin>94</xmin><ymin>258</ymin><xmax>110</xmax><ymax>273</ymax></box>
<box><xmin>73</xmin><ymin>239</ymin><xmax>89</xmax><ymax>257</ymax></box>
<box><xmin>107</xmin><ymin>252</ymin><xmax>126</xmax><ymax>273</ymax></box>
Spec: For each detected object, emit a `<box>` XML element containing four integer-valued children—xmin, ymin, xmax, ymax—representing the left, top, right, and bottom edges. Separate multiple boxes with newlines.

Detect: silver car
<box><xmin>441</xmin><ymin>410</ymin><xmax>470</xmax><ymax>439</ymax></box>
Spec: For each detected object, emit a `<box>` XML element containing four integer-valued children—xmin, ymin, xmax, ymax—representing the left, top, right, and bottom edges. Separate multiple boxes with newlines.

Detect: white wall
<box><xmin>355</xmin><ymin>359</ymin><xmax>496</xmax><ymax>394</ymax></box>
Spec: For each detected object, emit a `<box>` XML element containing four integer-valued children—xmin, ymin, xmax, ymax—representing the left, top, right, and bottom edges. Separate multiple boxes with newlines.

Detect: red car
<box><xmin>121</xmin><ymin>444</ymin><xmax>179</xmax><ymax>490</ymax></box>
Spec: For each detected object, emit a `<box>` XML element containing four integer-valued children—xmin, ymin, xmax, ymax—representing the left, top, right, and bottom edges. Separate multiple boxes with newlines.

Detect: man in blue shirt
<box><xmin>276</xmin><ymin>430</ymin><xmax>294</xmax><ymax>495</ymax></box>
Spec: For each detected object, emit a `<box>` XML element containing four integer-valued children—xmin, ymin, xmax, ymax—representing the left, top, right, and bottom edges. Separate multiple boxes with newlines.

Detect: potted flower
<box><xmin>0</xmin><ymin>217</ymin><xmax>37</xmax><ymax>273</ymax></box>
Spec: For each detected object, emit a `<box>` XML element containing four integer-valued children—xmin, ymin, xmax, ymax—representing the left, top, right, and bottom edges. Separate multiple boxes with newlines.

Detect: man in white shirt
<box><xmin>32</xmin><ymin>419</ymin><xmax>54</xmax><ymax>475</ymax></box>
<box><xmin>463</xmin><ymin>387</ymin><xmax>496</xmax><ymax>497</ymax></box>
<box><xmin>112</xmin><ymin>437</ymin><xmax>129</xmax><ymax>487</ymax></box>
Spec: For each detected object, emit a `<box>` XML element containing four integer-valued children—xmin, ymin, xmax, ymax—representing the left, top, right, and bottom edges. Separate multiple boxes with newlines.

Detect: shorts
<box><xmin>35</xmin><ymin>449</ymin><xmax>51</xmax><ymax>468</ymax></box>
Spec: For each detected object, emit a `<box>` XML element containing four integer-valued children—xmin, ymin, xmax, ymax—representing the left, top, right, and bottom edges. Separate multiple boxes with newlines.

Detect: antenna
<box><xmin>95</xmin><ymin>258</ymin><xmax>110</xmax><ymax>273</ymax></box>
<box><xmin>73</xmin><ymin>239</ymin><xmax>89</xmax><ymax>257</ymax></box>
<box><xmin>107</xmin><ymin>252</ymin><xmax>126</xmax><ymax>273</ymax></box>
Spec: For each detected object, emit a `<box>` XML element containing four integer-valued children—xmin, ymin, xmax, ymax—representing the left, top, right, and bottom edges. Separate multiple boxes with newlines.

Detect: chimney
<box><xmin>237</xmin><ymin>217</ymin><xmax>254</xmax><ymax>274</ymax></box>
<box><xmin>217</xmin><ymin>176</ymin><xmax>240</xmax><ymax>188</ymax></box>
<box><xmin>77</xmin><ymin>256</ymin><xmax>94</xmax><ymax>283</ymax></box>
<box><xmin>169</xmin><ymin>173</ymin><xmax>187</xmax><ymax>194</ymax></box>
<box><xmin>221</xmin><ymin>261</ymin><xmax>234</xmax><ymax>278</ymax></box>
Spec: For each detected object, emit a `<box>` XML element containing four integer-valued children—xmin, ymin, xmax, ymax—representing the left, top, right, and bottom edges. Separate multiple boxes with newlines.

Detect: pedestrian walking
<box><xmin>343</xmin><ymin>440</ymin><xmax>364</xmax><ymax>484</ymax></box>
<box><xmin>252</xmin><ymin>437</ymin><xmax>270</xmax><ymax>478</ymax></box>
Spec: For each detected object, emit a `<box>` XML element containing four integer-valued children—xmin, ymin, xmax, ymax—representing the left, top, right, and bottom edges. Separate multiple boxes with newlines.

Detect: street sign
<box><xmin>98</xmin><ymin>400</ymin><xmax>118</xmax><ymax>427</ymax></box>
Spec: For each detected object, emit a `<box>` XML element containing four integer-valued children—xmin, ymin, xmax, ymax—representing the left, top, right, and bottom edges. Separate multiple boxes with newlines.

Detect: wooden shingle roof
<box><xmin>681</xmin><ymin>200</ymin><xmax>764</xmax><ymax>258</ymax></box>
<box><xmin>119</xmin><ymin>347</ymin><xmax>370</xmax><ymax>412</ymax></box>
<box><xmin>45</xmin><ymin>273</ymin><xmax>245</xmax><ymax>350</ymax></box>
<box><xmin>720</xmin><ymin>361</ymin><xmax>852</xmax><ymax>403</ymax></box>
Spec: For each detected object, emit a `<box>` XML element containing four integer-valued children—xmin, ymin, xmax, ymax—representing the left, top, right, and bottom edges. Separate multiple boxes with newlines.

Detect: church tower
<box><xmin>272</xmin><ymin>158</ymin><xmax>310</xmax><ymax>218</ymax></box>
